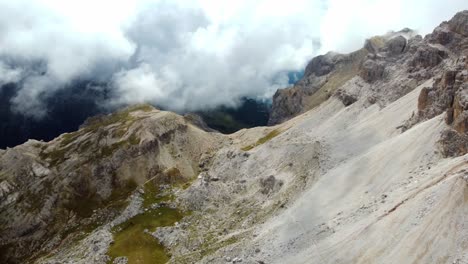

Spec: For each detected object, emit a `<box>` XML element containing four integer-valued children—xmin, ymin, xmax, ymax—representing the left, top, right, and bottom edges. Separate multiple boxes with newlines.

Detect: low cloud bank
<box><xmin>0</xmin><ymin>0</ymin><xmax>467</xmax><ymax>117</ymax></box>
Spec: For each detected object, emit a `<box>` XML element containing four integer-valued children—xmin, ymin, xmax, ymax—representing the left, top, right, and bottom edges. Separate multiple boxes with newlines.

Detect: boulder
<box><xmin>335</xmin><ymin>89</ymin><xmax>358</xmax><ymax>106</ymax></box>
<box><xmin>304</xmin><ymin>53</ymin><xmax>337</xmax><ymax>77</ymax></box>
<box><xmin>438</xmin><ymin>129</ymin><xmax>468</xmax><ymax>157</ymax></box>
<box><xmin>359</xmin><ymin>59</ymin><xmax>385</xmax><ymax>82</ymax></box>
<box><xmin>409</xmin><ymin>45</ymin><xmax>447</xmax><ymax>69</ymax></box>
<box><xmin>386</xmin><ymin>35</ymin><xmax>407</xmax><ymax>55</ymax></box>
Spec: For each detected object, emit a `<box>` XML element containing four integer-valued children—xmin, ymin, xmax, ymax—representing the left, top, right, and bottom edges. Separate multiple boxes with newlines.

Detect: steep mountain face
<box><xmin>269</xmin><ymin>25</ymin><xmax>444</xmax><ymax>125</ymax></box>
<box><xmin>1</xmin><ymin>10</ymin><xmax>468</xmax><ymax>264</ymax></box>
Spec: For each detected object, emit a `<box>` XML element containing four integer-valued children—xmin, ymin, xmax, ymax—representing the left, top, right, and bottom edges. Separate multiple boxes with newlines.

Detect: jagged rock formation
<box><xmin>269</xmin><ymin>26</ymin><xmax>431</xmax><ymax>125</ymax></box>
<box><xmin>1</xmin><ymin>10</ymin><xmax>468</xmax><ymax>264</ymax></box>
<box><xmin>268</xmin><ymin>48</ymin><xmax>367</xmax><ymax>125</ymax></box>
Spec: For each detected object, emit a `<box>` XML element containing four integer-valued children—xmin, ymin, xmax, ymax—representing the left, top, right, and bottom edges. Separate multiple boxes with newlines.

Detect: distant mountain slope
<box><xmin>0</xmin><ymin>83</ymin><xmax>269</xmax><ymax>149</ymax></box>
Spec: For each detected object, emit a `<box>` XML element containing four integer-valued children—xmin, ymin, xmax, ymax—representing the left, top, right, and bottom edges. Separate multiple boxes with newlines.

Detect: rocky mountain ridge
<box><xmin>1</xmin><ymin>10</ymin><xmax>468</xmax><ymax>264</ymax></box>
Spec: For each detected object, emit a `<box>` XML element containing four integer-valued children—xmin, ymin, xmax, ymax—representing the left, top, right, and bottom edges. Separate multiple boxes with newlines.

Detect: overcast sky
<box><xmin>0</xmin><ymin>0</ymin><xmax>467</xmax><ymax>117</ymax></box>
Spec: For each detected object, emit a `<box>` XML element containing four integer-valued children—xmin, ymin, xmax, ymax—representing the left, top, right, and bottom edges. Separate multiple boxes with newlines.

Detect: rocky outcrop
<box><xmin>359</xmin><ymin>59</ymin><xmax>386</xmax><ymax>82</ymax></box>
<box><xmin>269</xmin><ymin>49</ymin><xmax>367</xmax><ymax>125</ymax></box>
<box><xmin>438</xmin><ymin>129</ymin><xmax>468</xmax><ymax>157</ymax></box>
<box><xmin>303</xmin><ymin>53</ymin><xmax>338</xmax><ymax>77</ymax></box>
<box><xmin>450</xmin><ymin>10</ymin><xmax>468</xmax><ymax>36</ymax></box>
<box><xmin>427</xmin><ymin>10</ymin><xmax>468</xmax><ymax>53</ymax></box>
<box><xmin>335</xmin><ymin>89</ymin><xmax>358</xmax><ymax>106</ymax></box>
<box><xmin>270</xmin><ymin>11</ymin><xmax>467</xmax><ymax>131</ymax></box>
<box><xmin>408</xmin><ymin>45</ymin><xmax>447</xmax><ymax>69</ymax></box>
<box><xmin>269</xmin><ymin>28</ymin><xmax>427</xmax><ymax>125</ymax></box>
<box><xmin>0</xmin><ymin>105</ymin><xmax>224</xmax><ymax>263</ymax></box>
<box><xmin>405</xmin><ymin>11</ymin><xmax>468</xmax><ymax>156</ymax></box>
<box><xmin>385</xmin><ymin>35</ymin><xmax>408</xmax><ymax>55</ymax></box>
<box><xmin>268</xmin><ymin>87</ymin><xmax>308</xmax><ymax>125</ymax></box>
<box><xmin>405</xmin><ymin>52</ymin><xmax>468</xmax><ymax>157</ymax></box>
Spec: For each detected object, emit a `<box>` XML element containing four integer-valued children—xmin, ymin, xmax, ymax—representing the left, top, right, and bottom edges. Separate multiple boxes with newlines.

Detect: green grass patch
<box><xmin>142</xmin><ymin>182</ymin><xmax>161</xmax><ymax>208</ymax></box>
<box><xmin>0</xmin><ymin>171</ymin><xmax>7</xmax><ymax>180</ymax></box>
<box><xmin>107</xmin><ymin>207</ymin><xmax>184</xmax><ymax>264</ymax></box>
<box><xmin>241</xmin><ymin>129</ymin><xmax>281</xmax><ymax>151</ymax></box>
<box><xmin>64</xmin><ymin>179</ymin><xmax>137</xmax><ymax>218</ymax></box>
<box><xmin>128</xmin><ymin>133</ymin><xmax>141</xmax><ymax>145</ymax></box>
<box><xmin>141</xmin><ymin>178</ymin><xmax>180</xmax><ymax>209</ymax></box>
<box><xmin>98</xmin><ymin>133</ymin><xmax>141</xmax><ymax>159</ymax></box>
<box><xmin>200</xmin><ymin>235</ymin><xmax>239</xmax><ymax>258</ymax></box>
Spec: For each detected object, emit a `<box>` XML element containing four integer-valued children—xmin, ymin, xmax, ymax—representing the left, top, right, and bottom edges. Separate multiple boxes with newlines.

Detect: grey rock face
<box><xmin>438</xmin><ymin>129</ymin><xmax>468</xmax><ymax>157</ymax></box>
<box><xmin>335</xmin><ymin>89</ymin><xmax>358</xmax><ymax>106</ymax></box>
<box><xmin>268</xmin><ymin>87</ymin><xmax>307</xmax><ymax>125</ymax></box>
<box><xmin>269</xmin><ymin>11</ymin><xmax>468</xmax><ymax>126</ymax></box>
<box><xmin>409</xmin><ymin>45</ymin><xmax>447</xmax><ymax>69</ymax></box>
<box><xmin>359</xmin><ymin>59</ymin><xmax>386</xmax><ymax>83</ymax></box>
<box><xmin>304</xmin><ymin>53</ymin><xmax>338</xmax><ymax>77</ymax></box>
<box><xmin>269</xmin><ymin>50</ymin><xmax>365</xmax><ymax>125</ymax></box>
<box><xmin>449</xmin><ymin>10</ymin><xmax>468</xmax><ymax>36</ymax></box>
<box><xmin>385</xmin><ymin>35</ymin><xmax>407</xmax><ymax>55</ymax></box>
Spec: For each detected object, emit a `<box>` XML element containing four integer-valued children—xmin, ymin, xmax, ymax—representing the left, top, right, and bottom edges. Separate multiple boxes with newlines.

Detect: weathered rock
<box><xmin>364</xmin><ymin>36</ymin><xmax>385</xmax><ymax>54</ymax></box>
<box><xmin>304</xmin><ymin>53</ymin><xmax>337</xmax><ymax>77</ymax></box>
<box><xmin>438</xmin><ymin>129</ymin><xmax>468</xmax><ymax>157</ymax></box>
<box><xmin>449</xmin><ymin>10</ymin><xmax>468</xmax><ymax>36</ymax></box>
<box><xmin>260</xmin><ymin>176</ymin><xmax>283</xmax><ymax>195</ymax></box>
<box><xmin>385</xmin><ymin>35</ymin><xmax>407</xmax><ymax>55</ymax></box>
<box><xmin>335</xmin><ymin>89</ymin><xmax>358</xmax><ymax>106</ymax></box>
<box><xmin>113</xmin><ymin>257</ymin><xmax>128</xmax><ymax>264</ymax></box>
<box><xmin>428</xmin><ymin>27</ymin><xmax>454</xmax><ymax>45</ymax></box>
<box><xmin>409</xmin><ymin>45</ymin><xmax>447</xmax><ymax>69</ymax></box>
<box><xmin>268</xmin><ymin>87</ymin><xmax>307</xmax><ymax>125</ymax></box>
<box><xmin>269</xmin><ymin>49</ymin><xmax>366</xmax><ymax>124</ymax></box>
<box><xmin>359</xmin><ymin>59</ymin><xmax>385</xmax><ymax>82</ymax></box>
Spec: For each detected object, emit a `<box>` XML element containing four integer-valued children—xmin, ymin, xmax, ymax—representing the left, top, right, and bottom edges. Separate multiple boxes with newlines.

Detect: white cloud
<box><xmin>0</xmin><ymin>0</ymin><xmax>467</xmax><ymax>116</ymax></box>
<box><xmin>319</xmin><ymin>0</ymin><xmax>468</xmax><ymax>53</ymax></box>
<box><xmin>0</xmin><ymin>62</ymin><xmax>22</xmax><ymax>86</ymax></box>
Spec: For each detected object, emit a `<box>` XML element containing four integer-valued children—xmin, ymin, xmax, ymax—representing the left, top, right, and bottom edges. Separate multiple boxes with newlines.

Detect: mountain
<box><xmin>1</xmin><ymin>10</ymin><xmax>468</xmax><ymax>264</ymax></box>
<box><xmin>0</xmin><ymin>82</ymin><xmax>270</xmax><ymax>149</ymax></box>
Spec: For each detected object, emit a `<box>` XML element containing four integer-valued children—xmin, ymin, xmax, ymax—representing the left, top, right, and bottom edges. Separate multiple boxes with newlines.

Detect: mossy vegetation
<box><xmin>64</xmin><ymin>192</ymin><xmax>100</xmax><ymax>218</ymax></box>
<box><xmin>199</xmin><ymin>234</ymin><xmax>239</xmax><ymax>258</ymax></box>
<box><xmin>142</xmin><ymin>183</ymin><xmax>159</xmax><ymax>209</ymax></box>
<box><xmin>64</xmin><ymin>179</ymin><xmax>137</xmax><ymax>218</ymax></box>
<box><xmin>106</xmin><ymin>172</ymin><xmax>196</xmax><ymax>264</ymax></box>
<box><xmin>0</xmin><ymin>170</ymin><xmax>7</xmax><ymax>180</ymax></box>
<box><xmin>107</xmin><ymin>207</ymin><xmax>185</xmax><ymax>264</ymax></box>
<box><xmin>38</xmin><ymin>104</ymin><xmax>152</xmax><ymax>167</ymax></box>
<box><xmin>83</xmin><ymin>104</ymin><xmax>152</xmax><ymax>132</ymax></box>
<box><xmin>60</xmin><ymin>132</ymin><xmax>82</xmax><ymax>147</ymax></box>
<box><xmin>241</xmin><ymin>129</ymin><xmax>281</xmax><ymax>151</ymax></box>
<box><xmin>41</xmin><ymin>131</ymin><xmax>141</xmax><ymax>167</ymax></box>
<box><xmin>17</xmin><ymin>189</ymin><xmax>44</xmax><ymax>213</ymax></box>
<box><xmin>39</xmin><ymin>146</ymin><xmax>70</xmax><ymax>167</ymax></box>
